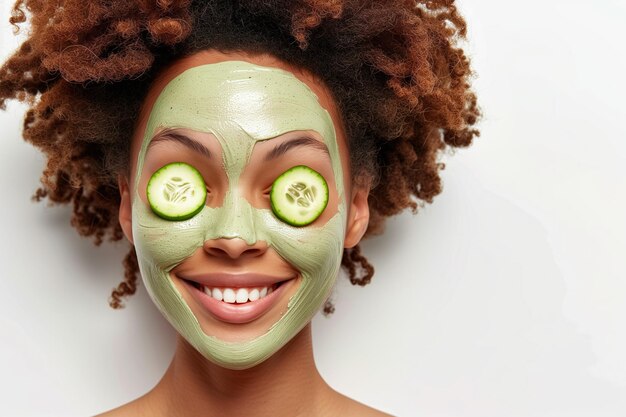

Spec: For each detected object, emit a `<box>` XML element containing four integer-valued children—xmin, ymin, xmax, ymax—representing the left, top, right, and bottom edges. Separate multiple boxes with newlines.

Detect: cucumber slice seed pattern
<box><xmin>164</xmin><ymin>176</ymin><xmax>193</xmax><ymax>202</ymax></box>
<box><xmin>270</xmin><ymin>165</ymin><xmax>329</xmax><ymax>227</ymax></box>
<box><xmin>147</xmin><ymin>162</ymin><xmax>207</xmax><ymax>221</ymax></box>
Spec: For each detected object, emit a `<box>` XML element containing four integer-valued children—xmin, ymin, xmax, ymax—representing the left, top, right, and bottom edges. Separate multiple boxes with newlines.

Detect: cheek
<box><xmin>262</xmin><ymin>208</ymin><xmax>345</xmax><ymax>280</ymax></box>
<box><xmin>262</xmin><ymin>209</ymin><xmax>346</xmax><ymax>323</ymax></box>
<box><xmin>132</xmin><ymin>198</ymin><xmax>209</xmax><ymax>271</ymax></box>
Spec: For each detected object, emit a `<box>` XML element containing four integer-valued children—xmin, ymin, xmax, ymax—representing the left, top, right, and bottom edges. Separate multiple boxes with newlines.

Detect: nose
<box><xmin>204</xmin><ymin>188</ymin><xmax>265</xmax><ymax>259</ymax></box>
<box><xmin>203</xmin><ymin>238</ymin><xmax>268</xmax><ymax>259</ymax></box>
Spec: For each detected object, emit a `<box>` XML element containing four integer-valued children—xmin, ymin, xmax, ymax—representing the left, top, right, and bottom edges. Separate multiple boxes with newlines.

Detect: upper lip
<box><xmin>178</xmin><ymin>273</ymin><xmax>295</xmax><ymax>288</ymax></box>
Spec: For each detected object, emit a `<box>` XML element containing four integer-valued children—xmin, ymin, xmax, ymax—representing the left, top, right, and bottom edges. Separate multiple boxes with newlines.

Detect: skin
<box><xmin>130</xmin><ymin>59</ymin><xmax>350</xmax><ymax>369</ymax></box>
<box><xmin>103</xmin><ymin>49</ymin><xmax>391</xmax><ymax>417</ymax></box>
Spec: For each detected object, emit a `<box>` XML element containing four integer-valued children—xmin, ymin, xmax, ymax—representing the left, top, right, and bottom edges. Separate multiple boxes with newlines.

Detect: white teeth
<box><xmin>223</xmin><ymin>288</ymin><xmax>236</xmax><ymax>303</ymax></box>
<box><xmin>202</xmin><ymin>285</ymin><xmax>275</xmax><ymax>303</ymax></box>
<box><xmin>235</xmin><ymin>288</ymin><xmax>249</xmax><ymax>303</ymax></box>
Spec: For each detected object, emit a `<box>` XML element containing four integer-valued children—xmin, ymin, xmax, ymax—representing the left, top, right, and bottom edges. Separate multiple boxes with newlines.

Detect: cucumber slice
<box><xmin>147</xmin><ymin>162</ymin><xmax>207</xmax><ymax>221</ymax></box>
<box><xmin>270</xmin><ymin>165</ymin><xmax>329</xmax><ymax>227</ymax></box>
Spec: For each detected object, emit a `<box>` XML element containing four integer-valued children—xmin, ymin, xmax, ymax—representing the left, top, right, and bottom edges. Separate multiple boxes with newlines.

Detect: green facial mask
<box><xmin>131</xmin><ymin>61</ymin><xmax>347</xmax><ymax>369</ymax></box>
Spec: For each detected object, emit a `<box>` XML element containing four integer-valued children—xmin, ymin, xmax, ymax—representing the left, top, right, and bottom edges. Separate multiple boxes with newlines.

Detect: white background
<box><xmin>1</xmin><ymin>1</ymin><xmax>625</xmax><ymax>416</ymax></box>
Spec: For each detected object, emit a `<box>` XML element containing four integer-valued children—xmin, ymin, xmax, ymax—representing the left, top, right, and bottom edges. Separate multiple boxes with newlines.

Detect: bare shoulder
<box><xmin>93</xmin><ymin>405</ymin><xmax>132</xmax><ymax>417</ymax></box>
<box><xmin>333</xmin><ymin>392</ymin><xmax>395</xmax><ymax>417</ymax></box>
<box><xmin>345</xmin><ymin>402</ymin><xmax>394</xmax><ymax>416</ymax></box>
<box><xmin>93</xmin><ymin>403</ymin><xmax>138</xmax><ymax>417</ymax></box>
<box><xmin>93</xmin><ymin>395</ymin><xmax>154</xmax><ymax>417</ymax></box>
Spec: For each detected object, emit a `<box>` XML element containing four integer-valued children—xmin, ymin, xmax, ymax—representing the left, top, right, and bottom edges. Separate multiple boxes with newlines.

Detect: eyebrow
<box><xmin>264</xmin><ymin>136</ymin><xmax>330</xmax><ymax>162</ymax></box>
<box><xmin>148</xmin><ymin>130</ymin><xmax>211</xmax><ymax>159</ymax></box>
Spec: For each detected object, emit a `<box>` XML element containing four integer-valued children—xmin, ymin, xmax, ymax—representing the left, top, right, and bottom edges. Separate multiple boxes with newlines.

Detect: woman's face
<box><xmin>119</xmin><ymin>50</ymin><xmax>369</xmax><ymax>370</ymax></box>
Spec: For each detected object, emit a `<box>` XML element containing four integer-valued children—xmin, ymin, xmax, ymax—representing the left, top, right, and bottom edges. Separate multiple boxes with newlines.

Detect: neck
<box><xmin>150</xmin><ymin>324</ymin><xmax>332</xmax><ymax>417</ymax></box>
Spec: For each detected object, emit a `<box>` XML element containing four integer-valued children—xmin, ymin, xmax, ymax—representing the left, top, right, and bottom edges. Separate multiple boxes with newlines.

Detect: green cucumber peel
<box><xmin>270</xmin><ymin>165</ymin><xmax>329</xmax><ymax>227</ymax></box>
<box><xmin>147</xmin><ymin>162</ymin><xmax>207</xmax><ymax>221</ymax></box>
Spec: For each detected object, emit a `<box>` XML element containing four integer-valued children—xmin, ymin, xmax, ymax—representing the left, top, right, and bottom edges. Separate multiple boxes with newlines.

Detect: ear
<box><xmin>118</xmin><ymin>173</ymin><xmax>134</xmax><ymax>245</ymax></box>
<box><xmin>344</xmin><ymin>180</ymin><xmax>371</xmax><ymax>249</ymax></box>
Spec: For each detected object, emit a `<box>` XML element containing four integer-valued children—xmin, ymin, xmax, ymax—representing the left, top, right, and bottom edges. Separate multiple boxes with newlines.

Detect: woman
<box><xmin>0</xmin><ymin>0</ymin><xmax>479</xmax><ymax>415</ymax></box>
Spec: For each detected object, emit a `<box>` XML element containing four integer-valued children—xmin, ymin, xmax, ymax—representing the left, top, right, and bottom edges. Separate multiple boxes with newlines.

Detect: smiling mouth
<box><xmin>180</xmin><ymin>276</ymin><xmax>297</xmax><ymax>324</ymax></box>
<box><xmin>185</xmin><ymin>280</ymin><xmax>287</xmax><ymax>304</ymax></box>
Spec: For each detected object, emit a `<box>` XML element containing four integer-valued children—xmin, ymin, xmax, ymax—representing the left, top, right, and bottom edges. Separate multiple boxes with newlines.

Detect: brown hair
<box><xmin>0</xmin><ymin>0</ymin><xmax>479</xmax><ymax>310</ymax></box>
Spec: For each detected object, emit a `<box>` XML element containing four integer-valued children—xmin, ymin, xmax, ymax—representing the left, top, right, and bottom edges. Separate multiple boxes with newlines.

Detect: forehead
<box><xmin>143</xmin><ymin>61</ymin><xmax>336</xmax><ymax>143</ymax></box>
<box><xmin>129</xmin><ymin>53</ymin><xmax>353</xmax><ymax>198</ymax></box>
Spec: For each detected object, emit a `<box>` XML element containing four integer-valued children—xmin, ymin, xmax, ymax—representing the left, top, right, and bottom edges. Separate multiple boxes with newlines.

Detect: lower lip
<box><xmin>183</xmin><ymin>280</ymin><xmax>294</xmax><ymax>324</ymax></box>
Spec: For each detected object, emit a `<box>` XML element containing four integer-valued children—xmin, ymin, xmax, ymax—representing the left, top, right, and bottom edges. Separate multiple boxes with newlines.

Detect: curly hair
<box><xmin>0</xmin><ymin>0</ymin><xmax>479</xmax><ymax>310</ymax></box>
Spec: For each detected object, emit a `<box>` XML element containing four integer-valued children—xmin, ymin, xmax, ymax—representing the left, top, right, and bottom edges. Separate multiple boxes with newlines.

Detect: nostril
<box><xmin>243</xmin><ymin>247</ymin><xmax>264</xmax><ymax>257</ymax></box>
<box><xmin>202</xmin><ymin>238</ymin><xmax>268</xmax><ymax>259</ymax></box>
<box><xmin>204</xmin><ymin>246</ymin><xmax>230</xmax><ymax>257</ymax></box>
